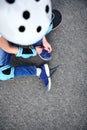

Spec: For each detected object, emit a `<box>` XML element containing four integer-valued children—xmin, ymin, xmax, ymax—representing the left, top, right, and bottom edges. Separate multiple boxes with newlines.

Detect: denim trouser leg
<box><xmin>33</xmin><ymin>39</ymin><xmax>42</xmax><ymax>47</ymax></box>
<box><xmin>0</xmin><ymin>48</ymin><xmax>11</xmax><ymax>66</ymax></box>
<box><xmin>0</xmin><ymin>48</ymin><xmax>37</xmax><ymax>80</ymax></box>
<box><xmin>14</xmin><ymin>65</ymin><xmax>37</xmax><ymax>78</ymax></box>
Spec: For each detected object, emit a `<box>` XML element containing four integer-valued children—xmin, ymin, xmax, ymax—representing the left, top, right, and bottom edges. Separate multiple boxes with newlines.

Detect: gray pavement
<box><xmin>0</xmin><ymin>0</ymin><xmax>87</xmax><ymax>130</ymax></box>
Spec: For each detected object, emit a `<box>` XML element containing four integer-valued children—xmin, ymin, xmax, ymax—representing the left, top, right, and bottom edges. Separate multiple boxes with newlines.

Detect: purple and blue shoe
<box><xmin>39</xmin><ymin>49</ymin><xmax>52</xmax><ymax>61</ymax></box>
<box><xmin>39</xmin><ymin>64</ymin><xmax>51</xmax><ymax>91</ymax></box>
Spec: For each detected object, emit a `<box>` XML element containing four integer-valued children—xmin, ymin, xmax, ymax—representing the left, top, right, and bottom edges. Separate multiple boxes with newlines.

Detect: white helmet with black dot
<box><xmin>0</xmin><ymin>0</ymin><xmax>52</xmax><ymax>45</ymax></box>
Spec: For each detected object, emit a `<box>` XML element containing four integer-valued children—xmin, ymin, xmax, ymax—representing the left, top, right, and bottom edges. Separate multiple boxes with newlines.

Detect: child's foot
<box><xmin>39</xmin><ymin>64</ymin><xmax>51</xmax><ymax>91</ymax></box>
<box><xmin>39</xmin><ymin>49</ymin><xmax>52</xmax><ymax>61</ymax></box>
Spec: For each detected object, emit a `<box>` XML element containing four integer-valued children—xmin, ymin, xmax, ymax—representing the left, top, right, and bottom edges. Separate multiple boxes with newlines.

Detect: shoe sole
<box><xmin>39</xmin><ymin>54</ymin><xmax>52</xmax><ymax>61</ymax></box>
<box><xmin>39</xmin><ymin>50</ymin><xmax>52</xmax><ymax>61</ymax></box>
<box><xmin>44</xmin><ymin>64</ymin><xmax>51</xmax><ymax>91</ymax></box>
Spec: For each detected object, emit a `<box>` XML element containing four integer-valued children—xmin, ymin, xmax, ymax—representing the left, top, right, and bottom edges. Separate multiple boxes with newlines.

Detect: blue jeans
<box><xmin>0</xmin><ymin>47</ymin><xmax>37</xmax><ymax>78</ymax></box>
<box><xmin>0</xmin><ymin>40</ymin><xmax>43</xmax><ymax>78</ymax></box>
<box><xmin>0</xmin><ymin>40</ymin><xmax>44</xmax><ymax>79</ymax></box>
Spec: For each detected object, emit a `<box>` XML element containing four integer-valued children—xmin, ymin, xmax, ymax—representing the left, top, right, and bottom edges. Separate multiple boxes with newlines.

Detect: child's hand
<box><xmin>42</xmin><ymin>37</ymin><xmax>52</xmax><ymax>53</ymax></box>
<box><xmin>43</xmin><ymin>41</ymin><xmax>52</xmax><ymax>53</ymax></box>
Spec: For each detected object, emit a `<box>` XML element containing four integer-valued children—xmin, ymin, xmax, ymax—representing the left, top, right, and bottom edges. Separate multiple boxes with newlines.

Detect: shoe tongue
<box><xmin>42</xmin><ymin>49</ymin><xmax>48</xmax><ymax>54</ymax></box>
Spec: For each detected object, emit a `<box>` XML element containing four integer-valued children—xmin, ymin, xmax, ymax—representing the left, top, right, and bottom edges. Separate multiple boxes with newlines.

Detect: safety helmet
<box><xmin>0</xmin><ymin>0</ymin><xmax>52</xmax><ymax>45</ymax></box>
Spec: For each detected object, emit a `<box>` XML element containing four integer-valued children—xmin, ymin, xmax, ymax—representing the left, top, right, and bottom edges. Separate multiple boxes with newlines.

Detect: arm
<box><xmin>0</xmin><ymin>37</ymin><xmax>18</xmax><ymax>54</ymax></box>
<box><xmin>0</xmin><ymin>37</ymin><xmax>37</xmax><ymax>58</ymax></box>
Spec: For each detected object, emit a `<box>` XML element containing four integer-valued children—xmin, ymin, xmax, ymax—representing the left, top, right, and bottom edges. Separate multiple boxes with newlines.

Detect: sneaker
<box><xmin>39</xmin><ymin>64</ymin><xmax>51</xmax><ymax>91</ymax></box>
<box><xmin>39</xmin><ymin>49</ymin><xmax>52</xmax><ymax>61</ymax></box>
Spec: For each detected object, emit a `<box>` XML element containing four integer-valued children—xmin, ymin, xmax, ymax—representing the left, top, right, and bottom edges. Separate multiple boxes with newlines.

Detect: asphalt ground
<box><xmin>0</xmin><ymin>0</ymin><xmax>87</xmax><ymax>130</ymax></box>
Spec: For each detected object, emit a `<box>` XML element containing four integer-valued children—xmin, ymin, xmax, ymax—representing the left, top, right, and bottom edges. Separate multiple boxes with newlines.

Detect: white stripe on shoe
<box><xmin>44</xmin><ymin>64</ymin><xmax>51</xmax><ymax>91</ymax></box>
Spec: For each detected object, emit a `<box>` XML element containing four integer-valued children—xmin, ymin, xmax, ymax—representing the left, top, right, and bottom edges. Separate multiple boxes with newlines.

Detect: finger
<box><xmin>44</xmin><ymin>47</ymin><xmax>52</xmax><ymax>53</ymax></box>
<box><xmin>48</xmin><ymin>46</ymin><xmax>52</xmax><ymax>53</ymax></box>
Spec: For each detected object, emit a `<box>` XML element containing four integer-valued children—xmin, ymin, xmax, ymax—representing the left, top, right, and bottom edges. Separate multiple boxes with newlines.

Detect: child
<box><xmin>0</xmin><ymin>0</ymin><xmax>53</xmax><ymax>91</ymax></box>
<box><xmin>0</xmin><ymin>36</ymin><xmax>52</xmax><ymax>91</ymax></box>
